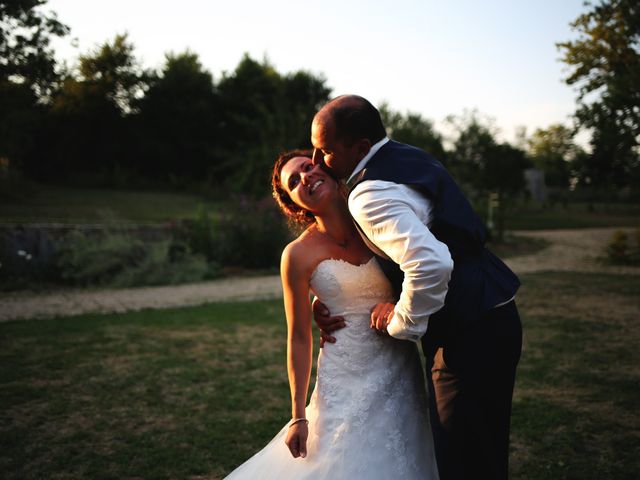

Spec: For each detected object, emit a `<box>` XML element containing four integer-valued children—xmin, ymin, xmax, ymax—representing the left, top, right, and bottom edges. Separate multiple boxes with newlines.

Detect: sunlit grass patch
<box><xmin>0</xmin><ymin>301</ymin><xmax>298</xmax><ymax>479</ymax></box>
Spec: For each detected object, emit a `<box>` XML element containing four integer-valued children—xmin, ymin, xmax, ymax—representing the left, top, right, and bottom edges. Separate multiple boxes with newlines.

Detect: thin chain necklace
<box><xmin>317</xmin><ymin>226</ymin><xmax>356</xmax><ymax>250</ymax></box>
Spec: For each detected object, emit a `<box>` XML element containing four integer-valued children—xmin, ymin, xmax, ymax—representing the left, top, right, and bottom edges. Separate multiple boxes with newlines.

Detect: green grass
<box><xmin>510</xmin><ymin>272</ymin><xmax>640</xmax><ymax>479</ymax></box>
<box><xmin>3</xmin><ymin>184</ymin><xmax>640</xmax><ymax>230</ymax></box>
<box><xmin>0</xmin><ymin>185</ymin><xmax>220</xmax><ymax>223</ymax></box>
<box><xmin>504</xmin><ymin>201</ymin><xmax>640</xmax><ymax>230</ymax></box>
<box><xmin>487</xmin><ymin>234</ymin><xmax>550</xmax><ymax>259</ymax></box>
<box><xmin>0</xmin><ymin>301</ymin><xmax>295</xmax><ymax>479</ymax></box>
<box><xmin>1</xmin><ymin>272</ymin><xmax>639</xmax><ymax>479</ymax></box>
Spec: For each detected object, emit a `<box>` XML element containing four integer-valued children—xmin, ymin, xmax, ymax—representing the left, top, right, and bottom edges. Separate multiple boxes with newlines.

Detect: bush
<box><xmin>1</xmin><ymin>196</ymin><xmax>292</xmax><ymax>291</ymax></box>
<box><xmin>175</xmin><ymin>197</ymin><xmax>292</xmax><ymax>270</ymax></box>
<box><xmin>0</xmin><ymin>226</ymin><xmax>58</xmax><ymax>290</ymax></box>
<box><xmin>605</xmin><ymin>229</ymin><xmax>640</xmax><ymax>266</ymax></box>
<box><xmin>56</xmin><ymin>230</ymin><xmax>211</xmax><ymax>287</ymax></box>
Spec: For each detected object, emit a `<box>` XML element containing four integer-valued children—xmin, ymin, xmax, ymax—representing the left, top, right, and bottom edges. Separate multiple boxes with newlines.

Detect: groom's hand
<box><xmin>370</xmin><ymin>302</ymin><xmax>395</xmax><ymax>335</ymax></box>
<box><xmin>312</xmin><ymin>297</ymin><xmax>345</xmax><ymax>347</ymax></box>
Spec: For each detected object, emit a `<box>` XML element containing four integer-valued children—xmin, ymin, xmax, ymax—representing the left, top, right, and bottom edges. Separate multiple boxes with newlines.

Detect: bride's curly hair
<box><xmin>272</xmin><ymin>149</ymin><xmax>316</xmax><ymax>230</ymax></box>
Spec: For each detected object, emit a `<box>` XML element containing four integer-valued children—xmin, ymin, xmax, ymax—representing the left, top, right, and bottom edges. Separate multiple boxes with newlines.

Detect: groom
<box><xmin>310</xmin><ymin>95</ymin><xmax>522</xmax><ymax>480</ymax></box>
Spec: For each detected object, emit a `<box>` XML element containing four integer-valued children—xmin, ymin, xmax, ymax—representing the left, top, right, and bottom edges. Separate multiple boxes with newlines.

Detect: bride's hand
<box><xmin>285</xmin><ymin>422</ymin><xmax>309</xmax><ymax>458</ymax></box>
<box><xmin>370</xmin><ymin>302</ymin><xmax>395</xmax><ymax>335</ymax></box>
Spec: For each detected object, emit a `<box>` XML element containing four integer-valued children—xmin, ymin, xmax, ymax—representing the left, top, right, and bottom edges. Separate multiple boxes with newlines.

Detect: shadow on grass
<box><xmin>511</xmin><ymin>272</ymin><xmax>640</xmax><ymax>479</ymax></box>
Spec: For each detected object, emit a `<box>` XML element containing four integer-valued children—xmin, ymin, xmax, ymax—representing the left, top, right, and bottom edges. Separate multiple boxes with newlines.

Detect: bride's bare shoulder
<box><xmin>281</xmin><ymin>226</ymin><xmax>324</xmax><ymax>275</ymax></box>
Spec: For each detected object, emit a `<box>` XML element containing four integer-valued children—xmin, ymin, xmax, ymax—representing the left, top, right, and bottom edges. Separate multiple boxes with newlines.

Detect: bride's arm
<box><xmin>280</xmin><ymin>243</ymin><xmax>313</xmax><ymax>457</ymax></box>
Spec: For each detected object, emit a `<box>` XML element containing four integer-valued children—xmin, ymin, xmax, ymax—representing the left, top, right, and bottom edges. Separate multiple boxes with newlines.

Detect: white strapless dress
<box><xmin>225</xmin><ymin>257</ymin><xmax>439</xmax><ymax>479</ymax></box>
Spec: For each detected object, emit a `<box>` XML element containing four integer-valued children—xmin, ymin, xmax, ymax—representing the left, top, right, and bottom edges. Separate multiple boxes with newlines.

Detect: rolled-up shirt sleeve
<box><xmin>348</xmin><ymin>181</ymin><xmax>453</xmax><ymax>342</ymax></box>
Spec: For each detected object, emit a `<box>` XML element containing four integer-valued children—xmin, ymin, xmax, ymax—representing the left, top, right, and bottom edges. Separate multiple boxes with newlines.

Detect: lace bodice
<box><xmin>310</xmin><ymin>256</ymin><xmax>395</xmax><ymax>335</ymax></box>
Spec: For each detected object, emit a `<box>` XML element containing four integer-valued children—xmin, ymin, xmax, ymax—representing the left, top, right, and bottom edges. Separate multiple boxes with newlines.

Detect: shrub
<box><xmin>56</xmin><ymin>230</ymin><xmax>210</xmax><ymax>287</ymax></box>
<box><xmin>605</xmin><ymin>229</ymin><xmax>640</xmax><ymax>266</ymax></box>
<box><xmin>174</xmin><ymin>205</ymin><xmax>222</xmax><ymax>264</ymax></box>
<box><xmin>0</xmin><ymin>226</ymin><xmax>57</xmax><ymax>290</ymax></box>
<box><xmin>176</xmin><ymin>197</ymin><xmax>292</xmax><ymax>270</ymax></box>
<box><xmin>106</xmin><ymin>240</ymin><xmax>213</xmax><ymax>288</ymax></box>
<box><xmin>216</xmin><ymin>197</ymin><xmax>292</xmax><ymax>269</ymax></box>
<box><xmin>1</xmin><ymin>197</ymin><xmax>292</xmax><ymax>291</ymax></box>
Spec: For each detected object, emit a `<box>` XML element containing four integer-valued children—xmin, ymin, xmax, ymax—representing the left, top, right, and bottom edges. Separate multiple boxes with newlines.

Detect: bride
<box><xmin>224</xmin><ymin>150</ymin><xmax>439</xmax><ymax>479</ymax></box>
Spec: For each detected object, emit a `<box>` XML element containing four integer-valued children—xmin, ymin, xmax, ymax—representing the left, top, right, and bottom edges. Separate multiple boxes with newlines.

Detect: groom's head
<box><xmin>311</xmin><ymin>95</ymin><xmax>386</xmax><ymax>180</ymax></box>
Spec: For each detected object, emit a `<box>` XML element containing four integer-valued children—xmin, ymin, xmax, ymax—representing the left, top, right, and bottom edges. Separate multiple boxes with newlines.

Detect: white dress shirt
<box><xmin>347</xmin><ymin>138</ymin><xmax>454</xmax><ymax>342</ymax></box>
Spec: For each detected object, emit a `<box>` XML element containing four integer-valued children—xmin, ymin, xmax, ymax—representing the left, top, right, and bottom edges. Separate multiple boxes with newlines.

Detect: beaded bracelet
<box><xmin>288</xmin><ymin>417</ymin><xmax>309</xmax><ymax>428</ymax></box>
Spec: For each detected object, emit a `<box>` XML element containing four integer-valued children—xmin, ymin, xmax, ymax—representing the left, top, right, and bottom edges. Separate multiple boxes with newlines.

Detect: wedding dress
<box><xmin>225</xmin><ymin>257</ymin><xmax>439</xmax><ymax>479</ymax></box>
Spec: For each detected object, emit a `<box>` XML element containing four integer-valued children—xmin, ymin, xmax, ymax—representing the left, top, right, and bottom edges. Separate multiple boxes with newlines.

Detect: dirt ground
<box><xmin>1</xmin><ymin>227</ymin><xmax>637</xmax><ymax>322</ymax></box>
<box><xmin>504</xmin><ymin>227</ymin><xmax>638</xmax><ymax>275</ymax></box>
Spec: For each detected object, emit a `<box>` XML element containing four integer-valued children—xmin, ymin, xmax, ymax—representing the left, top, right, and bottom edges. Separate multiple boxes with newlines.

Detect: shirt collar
<box><xmin>346</xmin><ymin>137</ymin><xmax>390</xmax><ymax>184</ymax></box>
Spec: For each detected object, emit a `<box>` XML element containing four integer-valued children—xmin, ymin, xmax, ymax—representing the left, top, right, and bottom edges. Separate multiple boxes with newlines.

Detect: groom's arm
<box><xmin>349</xmin><ymin>181</ymin><xmax>453</xmax><ymax>342</ymax></box>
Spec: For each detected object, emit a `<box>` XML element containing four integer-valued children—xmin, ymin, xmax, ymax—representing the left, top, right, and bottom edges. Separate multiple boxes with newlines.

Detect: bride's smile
<box><xmin>310</xmin><ymin>179</ymin><xmax>324</xmax><ymax>194</ymax></box>
<box><xmin>279</xmin><ymin>156</ymin><xmax>337</xmax><ymax>212</ymax></box>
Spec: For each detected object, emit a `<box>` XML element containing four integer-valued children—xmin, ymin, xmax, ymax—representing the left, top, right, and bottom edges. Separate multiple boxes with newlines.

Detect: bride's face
<box><xmin>280</xmin><ymin>156</ymin><xmax>338</xmax><ymax>213</ymax></box>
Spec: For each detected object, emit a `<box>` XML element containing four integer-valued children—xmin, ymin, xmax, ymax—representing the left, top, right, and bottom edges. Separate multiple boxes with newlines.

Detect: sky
<box><xmin>46</xmin><ymin>0</ymin><xmax>588</xmax><ymax>145</ymax></box>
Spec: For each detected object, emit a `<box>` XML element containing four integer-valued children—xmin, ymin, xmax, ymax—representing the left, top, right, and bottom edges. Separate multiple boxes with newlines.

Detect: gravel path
<box><xmin>504</xmin><ymin>227</ymin><xmax>638</xmax><ymax>275</ymax></box>
<box><xmin>0</xmin><ymin>275</ymin><xmax>283</xmax><ymax>322</ymax></box>
<box><xmin>1</xmin><ymin>227</ymin><xmax>637</xmax><ymax>322</ymax></box>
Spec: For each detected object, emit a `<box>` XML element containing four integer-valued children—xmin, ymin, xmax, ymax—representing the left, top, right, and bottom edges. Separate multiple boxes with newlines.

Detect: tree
<box><xmin>484</xmin><ymin>143</ymin><xmax>529</xmax><ymax>239</ymax></box>
<box><xmin>480</xmin><ymin>144</ymin><xmax>528</xmax><ymax>197</ymax></box>
<box><xmin>134</xmin><ymin>51</ymin><xmax>221</xmax><ymax>183</ymax></box>
<box><xmin>447</xmin><ymin>111</ymin><xmax>529</xmax><ymax>195</ymax></box>
<box><xmin>446</xmin><ymin>110</ymin><xmax>499</xmax><ymax>189</ymax></box>
<box><xmin>75</xmin><ymin>33</ymin><xmax>150</xmax><ymax>115</ymax></box>
<box><xmin>0</xmin><ymin>0</ymin><xmax>69</xmax><ymax>97</ymax></box>
<box><xmin>0</xmin><ymin>75</ymin><xmax>41</xmax><ymax>165</ymax></box>
<box><xmin>379</xmin><ymin>104</ymin><xmax>446</xmax><ymax>161</ymax></box>
<box><xmin>35</xmin><ymin>34</ymin><xmax>150</xmax><ymax>183</ymax></box>
<box><xmin>216</xmin><ymin>54</ymin><xmax>330</xmax><ymax>195</ymax></box>
<box><xmin>557</xmin><ymin>0</ymin><xmax>640</xmax><ymax>192</ymax></box>
<box><xmin>215</xmin><ymin>55</ymin><xmax>287</xmax><ymax>194</ymax></box>
<box><xmin>447</xmin><ymin>111</ymin><xmax>529</xmax><ymax>240</ymax></box>
<box><xmin>280</xmin><ymin>70</ymin><xmax>331</xmax><ymax>150</ymax></box>
<box><xmin>0</xmin><ymin>0</ymin><xmax>68</xmax><ymax>170</ymax></box>
<box><xmin>527</xmin><ymin>124</ymin><xmax>580</xmax><ymax>190</ymax></box>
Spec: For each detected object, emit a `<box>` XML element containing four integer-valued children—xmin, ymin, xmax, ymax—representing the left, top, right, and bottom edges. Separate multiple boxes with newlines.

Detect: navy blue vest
<box><xmin>348</xmin><ymin>140</ymin><xmax>520</xmax><ymax>343</ymax></box>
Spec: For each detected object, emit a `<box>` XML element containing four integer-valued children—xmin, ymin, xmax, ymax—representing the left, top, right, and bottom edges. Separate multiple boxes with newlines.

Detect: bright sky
<box><xmin>46</xmin><ymin>0</ymin><xmax>586</xmax><ymax>145</ymax></box>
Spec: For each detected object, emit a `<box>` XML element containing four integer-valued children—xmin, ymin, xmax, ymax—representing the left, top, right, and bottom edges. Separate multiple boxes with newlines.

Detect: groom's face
<box><xmin>311</xmin><ymin>118</ymin><xmax>364</xmax><ymax>180</ymax></box>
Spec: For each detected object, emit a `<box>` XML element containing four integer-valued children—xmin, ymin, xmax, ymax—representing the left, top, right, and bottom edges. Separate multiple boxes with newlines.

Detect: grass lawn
<box><xmin>488</xmin><ymin>234</ymin><xmax>550</xmax><ymax>259</ymax></box>
<box><xmin>0</xmin><ymin>185</ymin><xmax>219</xmax><ymax>224</ymax></box>
<box><xmin>2</xmin><ymin>184</ymin><xmax>639</xmax><ymax>230</ymax></box>
<box><xmin>1</xmin><ymin>271</ymin><xmax>639</xmax><ymax>479</ymax></box>
<box><xmin>504</xmin><ymin>201</ymin><xmax>640</xmax><ymax>230</ymax></box>
<box><xmin>510</xmin><ymin>272</ymin><xmax>640</xmax><ymax>479</ymax></box>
